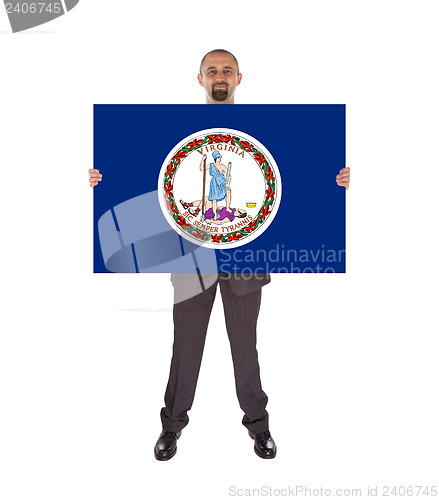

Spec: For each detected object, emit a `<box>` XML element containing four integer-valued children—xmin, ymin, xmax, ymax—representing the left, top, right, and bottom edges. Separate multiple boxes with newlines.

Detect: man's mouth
<box><xmin>214</xmin><ymin>84</ymin><xmax>227</xmax><ymax>89</ymax></box>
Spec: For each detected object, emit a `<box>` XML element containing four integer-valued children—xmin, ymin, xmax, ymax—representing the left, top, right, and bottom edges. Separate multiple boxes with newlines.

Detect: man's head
<box><xmin>235</xmin><ymin>208</ymin><xmax>247</xmax><ymax>218</ymax></box>
<box><xmin>198</xmin><ymin>49</ymin><xmax>242</xmax><ymax>104</ymax></box>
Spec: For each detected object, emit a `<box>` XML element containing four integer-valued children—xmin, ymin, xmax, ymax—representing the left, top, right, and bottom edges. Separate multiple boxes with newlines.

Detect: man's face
<box><xmin>198</xmin><ymin>52</ymin><xmax>242</xmax><ymax>104</ymax></box>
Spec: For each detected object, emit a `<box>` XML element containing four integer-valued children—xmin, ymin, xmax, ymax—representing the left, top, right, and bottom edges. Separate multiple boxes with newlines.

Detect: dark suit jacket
<box><xmin>221</xmin><ymin>273</ymin><xmax>271</xmax><ymax>296</ymax></box>
<box><xmin>171</xmin><ymin>273</ymin><xmax>270</xmax><ymax>301</ymax></box>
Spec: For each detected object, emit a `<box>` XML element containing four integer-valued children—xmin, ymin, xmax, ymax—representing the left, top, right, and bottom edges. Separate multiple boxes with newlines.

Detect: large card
<box><xmin>94</xmin><ymin>104</ymin><xmax>345</xmax><ymax>273</ymax></box>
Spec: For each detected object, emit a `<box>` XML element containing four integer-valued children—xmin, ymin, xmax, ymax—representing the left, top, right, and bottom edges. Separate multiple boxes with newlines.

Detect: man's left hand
<box><xmin>336</xmin><ymin>167</ymin><xmax>350</xmax><ymax>190</ymax></box>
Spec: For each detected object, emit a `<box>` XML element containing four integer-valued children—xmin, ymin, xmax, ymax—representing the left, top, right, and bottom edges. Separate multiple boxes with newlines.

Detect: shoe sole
<box><xmin>249</xmin><ymin>431</ymin><xmax>277</xmax><ymax>459</ymax></box>
<box><xmin>154</xmin><ymin>447</ymin><xmax>177</xmax><ymax>461</ymax></box>
<box><xmin>254</xmin><ymin>445</ymin><xmax>276</xmax><ymax>459</ymax></box>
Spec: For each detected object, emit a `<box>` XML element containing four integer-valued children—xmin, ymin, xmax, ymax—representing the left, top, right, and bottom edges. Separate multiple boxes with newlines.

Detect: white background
<box><xmin>1</xmin><ymin>1</ymin><xmax>438</xmax><ymax>499</ymax></box>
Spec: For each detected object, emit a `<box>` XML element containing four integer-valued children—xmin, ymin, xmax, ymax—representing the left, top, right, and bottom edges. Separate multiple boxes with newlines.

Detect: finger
<box><xmin>88</xmin><ymin>169</ymin><xmax>100</xmax><ymax>174</ymax></box>
<box><xmin>337</xmin><ymin>181</ymin><xmax>349</xmax><ymax>189</ymax></box>
<box><xmin>339</xmin><ymin>167</ymin><xmax>350</xmax><ymax>173</ymax></box>
<box><xmin>89</xmin><ymin>174</ymin><xmax>102</xmax><ymax>180</ymax></box>
<box><xmin>336</xmin><ymin>173</ymin><xmax>350</xmax><ymax>180</ymax></box>
<box><xmin>90</xmin><ymin>182</ymin><xmax>98</xmax><ymax>187</ymax></box>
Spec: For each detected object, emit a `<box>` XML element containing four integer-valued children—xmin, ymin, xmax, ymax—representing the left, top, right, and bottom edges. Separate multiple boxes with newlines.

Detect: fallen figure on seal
<box><xmin>180</xmin><ymin>198</ymin><xmax>247</xmax><ymax>224</ymax></box>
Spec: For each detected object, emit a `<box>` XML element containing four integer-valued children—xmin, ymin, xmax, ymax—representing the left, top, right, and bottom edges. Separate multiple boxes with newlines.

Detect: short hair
<box><xmin>199</xmin><ymin>49</ymin><xmax>240</xmax><ymax>76</ymax></box>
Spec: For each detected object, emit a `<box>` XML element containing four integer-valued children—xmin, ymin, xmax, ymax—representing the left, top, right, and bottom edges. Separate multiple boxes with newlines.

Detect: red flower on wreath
<box><xmin>245</xmin><ymin>219</ymin><xmax>258</xmax><ymax>232</ymax></box>
<box><xmin>166</xmin><ymin>199</ymin><xmax>179</xmax><ymax>215</ymax></box>
<box><xmin>192</xmin><ymin>230</ymin><xmax>205</xmax><ymax>240</ymax></box>
<box><xmin>253</xmin><ymin>152</ymin><xmax>266</xmax><ymax>166</ymax></box>
<box><xmin>173</xmin><ymin>149</ymin><xmax>189</xmax><ymax>165</ymax></box>
<box><xmin>227</xmin><ymin>232</ymin><xmax>243</xmax><ymax>242</ymax></box>
<box><xmin>166</xmin><ymin>161</ymin><xmax>176</xmax><ymax>179</ymax></box>
<box><xmin>186</xmin><ymin>138</ymin><xmax>204</xmax><ymax>150</ymax></box>
<box><xmin>210</xmin><ymin>234</ymin><xmax>223</xmax><ymax>243</ymax></box>
<box><xmin>266</xmin><ymin>164</ymin><xmax>275</xmax><ymax>183</ymax></box>
<box><xmin>207</xmin><ymin>134</ymin><xmax>222</xmax><ymax>144</ymax></box>
<box><xmin>176</xmin><ymin>215</ymin><xmax>190</xmax><ymax>229</ymax></box>
<box><xmin>219</xmin><ymin>134</ymin><xmax>233</xmax><ymax>143</ymax></box>
<box><xmin>260</xmin><ymin>205</ymin><xmax>270</xmax><ymax>221</ymax></box>
<box><xmin>240</xmin><ymin>140</ymin><xmax>253</xmax><ymax>152</ymax></box>
<box><xmin>170</xmin><ymin>202</ymin><xmax>179</xmax><ymax>216</ymax></box>
<box><xmin>164</xmin><ymin>180</ymin><xmax>173</xmax><ymax>197</ymax></box>
<box><xmin>265</xmin><ymin>185</ymin><xmax>275</xmax><ymax>202</ymax></box>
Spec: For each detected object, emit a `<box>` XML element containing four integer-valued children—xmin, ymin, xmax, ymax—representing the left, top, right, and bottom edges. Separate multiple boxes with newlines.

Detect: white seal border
<box><xmin>157</xmin><ymin>127</ymin><xmax>282</xmax><ymax>249</ymax></box>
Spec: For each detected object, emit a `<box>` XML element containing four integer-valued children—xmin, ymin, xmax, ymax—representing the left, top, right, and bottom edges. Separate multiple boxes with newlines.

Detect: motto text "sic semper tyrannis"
<box><xmin>196</xmin><ymin>144</ymin><xmax>245</xmax><ymax>158</ymax></box>
<box><xmin>183</xmin><ymin>211</ymin><xmax>253</xmax><ymax>233</ymax></box>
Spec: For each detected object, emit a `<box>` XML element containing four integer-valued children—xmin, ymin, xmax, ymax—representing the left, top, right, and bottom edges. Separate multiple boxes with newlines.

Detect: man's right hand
<box><xmin>89</xmin><ymin>169</ymin><xmax>102</xmax><ymax>187</ymax></box>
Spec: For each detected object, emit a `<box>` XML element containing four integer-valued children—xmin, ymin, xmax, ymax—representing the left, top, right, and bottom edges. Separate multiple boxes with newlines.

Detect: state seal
<box><xmin>158</xmin><ymin>128</ymin><xmax>281</xmax><ymax>249</ymax></box>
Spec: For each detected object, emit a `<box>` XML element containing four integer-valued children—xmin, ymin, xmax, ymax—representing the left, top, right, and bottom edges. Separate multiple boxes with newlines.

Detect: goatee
<box><xmin>212</xmin><ymin>86</ymin><xmax>229</xmax><ymax>102</ymax></box>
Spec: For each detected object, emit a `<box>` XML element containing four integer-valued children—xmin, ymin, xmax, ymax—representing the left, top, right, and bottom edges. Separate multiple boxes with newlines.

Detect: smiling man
<box><xmin>89</xmin><ymin>49</ymin><xmax>350</xmax><ymax>462</ymax></box>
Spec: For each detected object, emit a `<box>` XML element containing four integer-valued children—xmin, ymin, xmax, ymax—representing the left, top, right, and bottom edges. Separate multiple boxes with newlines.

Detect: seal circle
<box><xmin>158</xmin><ymin>128</ymin><xmax>281</xmax><ymax>249</ymax></box>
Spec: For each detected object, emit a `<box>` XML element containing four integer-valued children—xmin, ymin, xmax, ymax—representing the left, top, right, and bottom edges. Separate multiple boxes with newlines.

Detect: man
<box><xmin>89</xmin><ymin>49</ymin><xmax>351</xmax><ymax>461</ymax></box>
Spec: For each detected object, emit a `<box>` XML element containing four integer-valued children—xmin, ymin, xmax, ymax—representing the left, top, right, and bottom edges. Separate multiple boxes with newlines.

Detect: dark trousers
<box><xmin>160</xmin><ymin>276</ymin><xmax>269</xmax><ymax>435</ymax></box>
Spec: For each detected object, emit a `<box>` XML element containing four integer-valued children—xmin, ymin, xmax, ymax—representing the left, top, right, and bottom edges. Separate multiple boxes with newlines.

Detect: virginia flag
<box><xmin>94</xmin><ymin>104</ymin><xmax>346</xmax><ymax>274</ymax></box>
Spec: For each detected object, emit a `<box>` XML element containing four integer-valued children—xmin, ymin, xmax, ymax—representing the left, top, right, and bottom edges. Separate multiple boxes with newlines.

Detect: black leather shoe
<box><xmin>249</xmin><ymin>430</ymin><xmax>277</xmax><ymax>459</ymax></box>
<box><xmin>154</xmin><ymin>430</ymin><xmax>182</xmax><ymax>461</ymax></box>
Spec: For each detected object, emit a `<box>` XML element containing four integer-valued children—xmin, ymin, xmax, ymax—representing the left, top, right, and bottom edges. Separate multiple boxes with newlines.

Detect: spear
<box><xmin>194</xmin><ymin>156</ymin><xmax>207</xmax><ymax>222</ymax></box>
<box><xmin>200</xmin><ymin>156</ymin><xmax>206</xmax><ymax>222</ymax></box>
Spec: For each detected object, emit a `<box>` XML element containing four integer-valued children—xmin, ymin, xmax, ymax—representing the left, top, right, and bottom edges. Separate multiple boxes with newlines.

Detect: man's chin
<box><xmin>211</xmin><ymin>90</ymin><xmax>229</xmax><ymax>102</ymax></box>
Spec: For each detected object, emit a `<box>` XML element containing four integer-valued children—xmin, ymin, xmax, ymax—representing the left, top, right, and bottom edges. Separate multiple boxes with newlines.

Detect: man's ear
<box><xmin>197</xmin><ymin>74</ymin><xmax>204</xmax><ymax>87</ymax></box>
<box><xmin>237</xmin><ymin>73</ymin><xmax>242</xmax><ymax>86</ymax></box>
